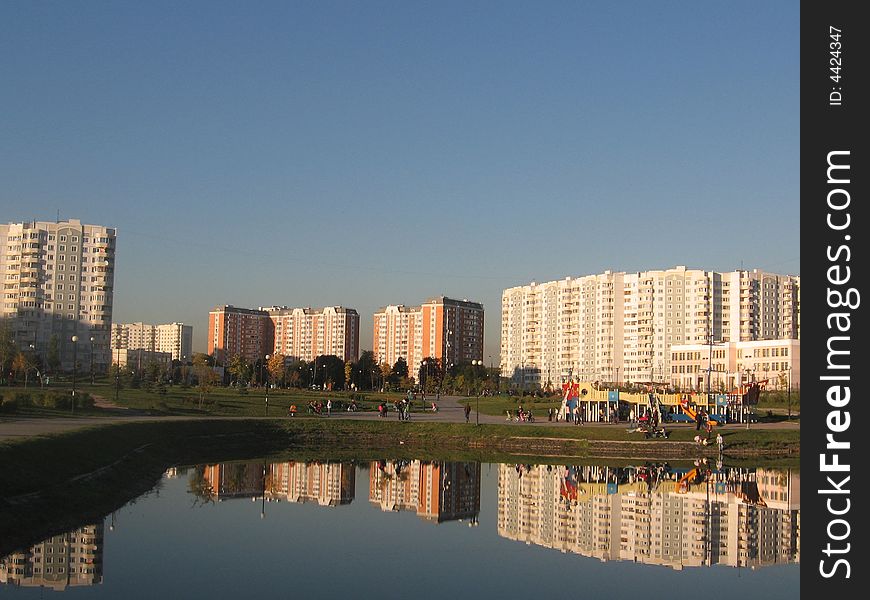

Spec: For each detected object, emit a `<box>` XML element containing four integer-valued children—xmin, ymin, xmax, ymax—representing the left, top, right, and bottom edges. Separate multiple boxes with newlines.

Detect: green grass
<box><xmin>1</xmin><ymin>381</ymin><xmax>410</xmax><ymax>417</ymax></box>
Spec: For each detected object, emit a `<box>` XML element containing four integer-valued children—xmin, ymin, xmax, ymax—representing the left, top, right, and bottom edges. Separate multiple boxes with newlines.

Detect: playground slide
<box><xmin>680</xmin><ymin>401</ymin><xmax>721</xmax><ymax>426</ymax></box>
<box><xmin>675</xmin><ymin>468</ymin><xmax>697</xmax><ymax>493</ymax></box>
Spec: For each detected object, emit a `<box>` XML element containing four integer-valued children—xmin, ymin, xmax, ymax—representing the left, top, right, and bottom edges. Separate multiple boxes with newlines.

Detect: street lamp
<box><xmin>472</xmin><ymin>360</ymin><xmax>483</xmax><ymax>425</ymax></box>
<box><xmin>421</xmin><ymin>360</ymin><xmax>427</xmax><ymax>393</ymax></box>
<box><xmin>90</xmin><ymin>336</ymin><xmax>95</xmax><ymax>385</ymax></box>
<box><xmin>25</xmin><ymin>344</ymin><xmax>35</xmax><ymax>389</ymax></box>
<box><xmin>786</xmin><ymin>365</ymin><xmax>791</xmax><ymax>420</ymax></box>
<box><xmin>263</xmin><ymin>354</ymin><xmax>270</xmax><ymax>416</ymax></box>
<box><xmin>115</xmin><ymin>344</ymin><xmax>121</xmax><ymax>403</ymax></box>
<box><xmin>71</xmin><ymin>335</ymin><xmax>79</xmax><ymax>413</ymax></box>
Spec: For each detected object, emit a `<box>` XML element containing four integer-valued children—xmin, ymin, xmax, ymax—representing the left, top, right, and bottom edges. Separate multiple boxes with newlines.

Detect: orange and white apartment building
<box><xmin>372</xmin><ymin>296</ymin><xmax>484</xmax><ymax>371</ymax></box>
<box><xmin>208</xmin><ymin>304</ymin><xmax>359</xmax><ymax>365</ymax></box>
<box><xmin>266</xmin><ymin>306</ymin><xmax>359</xmax><ymax>363</ymax></box>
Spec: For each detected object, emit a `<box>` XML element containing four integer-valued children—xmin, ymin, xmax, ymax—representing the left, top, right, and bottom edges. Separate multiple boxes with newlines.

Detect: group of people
<box><xmin>505</xmin><ymin>406</ymin><xmax>534</xmax><ymax>422</ymax></box>
<box><xmin>395</xmin><ymin>398</ymin><xmax>412</xmax><ymax>421</ymax></box>
<box><xmin>547</xmin><ymin>406</ymin><xmax>584</xmax><ymax>424</ymax></box>
<box><xmin>306</xmin><ymin>399</ymin><xmax>332</xmax><ymax>416</ymax></box>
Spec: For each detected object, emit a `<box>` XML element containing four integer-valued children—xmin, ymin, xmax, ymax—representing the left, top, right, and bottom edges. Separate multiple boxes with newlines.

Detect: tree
<box><xmin>354</xmin><ymin>351</ymin><xmax>378</xmax><ymax>391</ymax></box>
<box><xmin>419</xmin><ymin>357</ymin><xmax>443</xmax><ymax>392</ymax></box>
<box><xmin>287</xmin><ymin>359</ymin><xmax>309</xmax><ymax>388</ymax></box>
<box><xmin>145</xmin><ymin>360</ymin><xmax>161</xmax><ymax>383</ymax></box>
<box><xmin>227</xmin><ymin>354</ymin><xmax>251</xmax><ymax>386</ymax></box>
<box><xmin>0</xmin><ymin>319</ymin><xmax>16</xmax><ymax>383</ymax></box>
<box><xmin>392</xmin><ymin>357</ymin><xmax>408</xmax><ymax>378</ymax></box>
<box><xmin>379</xmin><ymin>362</ymin><xmax>391</xmax><ymax>391</ymax></box>
<box><xmin>192</xmin><ymin>354</ymin><xmax>219</xmax><ymax>409</ymax></box>
<box><xmin>47</xmin><ymin>334</ymin><xmax>61</xmax><ymax>374</ymax></box>
<box><xmin>267</xmin><ymin>353</ymin><xmax>286</xmax><ymax>387</ymax></box>
<box><xmin>344</xmin><ymin>361</ymin><xmax>353</xmax><ymax>389</ymax></box>
<box><xmin>316</xmin><ymin>355</ymin><xmax>345</xmax><ymax>390</ymax></box>
<box><xmin>11</xmin><ymin>352</ymin><xmax>29</xmax><ymax>384</ymax></box>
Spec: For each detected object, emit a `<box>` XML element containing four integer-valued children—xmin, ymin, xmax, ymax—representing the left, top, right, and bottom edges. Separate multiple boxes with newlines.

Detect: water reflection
<box><xmin>188</xmin><ymin>460</ymin><xmax>356</xmax><ymax>507</ymax></box>
<box><xmin>369</xmin><ymin>460</ymin><xmax>481</xmax><ymax>524</ymax></box>
<box><xmin>1</xmin><ymin>459</ymin><xmax>798</xmax><ymax>595</ymax></box>
<box><xmin>498</xmin><ymin>462</ymin><xmax>800</xmax><ymax>569</ymax></box>
<box><xmin>0</xmin><ymin>524</ymin><xmax>103</xmax><ymax>591</ymax></box>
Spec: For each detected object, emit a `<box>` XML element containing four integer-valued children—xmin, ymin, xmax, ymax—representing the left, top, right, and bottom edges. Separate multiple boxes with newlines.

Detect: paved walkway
<box><xmin>0</xmin><ymin>394</ymin><xmax>799</xmax><ymax>442</ymax></box>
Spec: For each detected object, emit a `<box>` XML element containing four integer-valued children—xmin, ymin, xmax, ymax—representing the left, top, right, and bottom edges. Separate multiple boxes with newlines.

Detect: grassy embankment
<box><xmin>0</xmin><ymin>380</ymin><xmax>405</xmax><ymax>417</ymax></box>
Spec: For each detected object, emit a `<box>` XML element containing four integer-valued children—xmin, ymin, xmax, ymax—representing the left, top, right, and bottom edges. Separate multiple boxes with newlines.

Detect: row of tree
<box><xmin>214</xmin><ymin>350</ymin><xmax>500</xmax><ymax>394</ymax></box>
<box><xmin>0</xmin><ymin>321</ymin><xmax>64</xmax><ymax>385</ymax></box>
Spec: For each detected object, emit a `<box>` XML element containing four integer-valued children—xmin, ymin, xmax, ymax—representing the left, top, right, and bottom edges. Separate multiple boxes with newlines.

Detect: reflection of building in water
<box><xmin>498</xmin><ymin>464</ymin><xmax>799</xmax><ymax>569</ymax></box>
<box><xmin>369</xmin><ymin>460</ymin><xmax>481</xmax><ymax>524</ymax></box>
<box><xmin>197</xmin><ymin>461</ymin><xmax>354</xmax><ymax>506</ymax></box>
<box><xmin>0</xmin><ymin>524</ymin><xmax>104</xmax><ymax>591</ymax></box>
<box><xmin>269</xmin><ymin>462</ymin><xmax>355</xmax><ymax>506</ymax></box>
<box><xmin>202</xmin><ymin>462</ymin><xmax>265</xmax><ymax>499</ymax></box>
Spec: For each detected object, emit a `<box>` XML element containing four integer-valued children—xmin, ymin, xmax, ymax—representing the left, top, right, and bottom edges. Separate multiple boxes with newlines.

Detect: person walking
<box><xmin>326</xmin><ymin>399</ymin><xmax>332</xmax><ymax>417</ymax></box>
<box><xmin>464</xmin><ymin>403</ymin><xmax>472</xmax><ymax>423</ymax></box>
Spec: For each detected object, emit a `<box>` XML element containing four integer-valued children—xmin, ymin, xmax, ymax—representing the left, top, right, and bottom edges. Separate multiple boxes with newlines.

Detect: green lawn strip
<box><xmin>2</xmin><ymin>382</ymin><xmax>410</xmax><ymax>417</ymax></box>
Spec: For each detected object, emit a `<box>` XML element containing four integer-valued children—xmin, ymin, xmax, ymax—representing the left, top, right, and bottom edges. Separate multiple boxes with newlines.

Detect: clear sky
<box><xmin>0</xmin><ymin>1</ymin><xmax>799</xmax><ymax>359</ymax></box>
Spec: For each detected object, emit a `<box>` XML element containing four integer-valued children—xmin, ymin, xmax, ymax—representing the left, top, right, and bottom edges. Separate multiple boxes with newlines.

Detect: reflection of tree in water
<box><xmin>188</xmin><ymin>465</ymin><xmax>215</xmax><ymax>506</ymax></box>
<box><xmin>225</xmin><ymin>463</ymin><xmax>249</xmax><ymax>493</ymax></box>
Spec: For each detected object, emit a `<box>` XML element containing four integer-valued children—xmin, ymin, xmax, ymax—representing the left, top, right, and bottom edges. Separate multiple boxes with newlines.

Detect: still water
<box><xmin>1</xmin><ymin>459</ymin><xmax>799</xmax><ymax>599</ymax></box>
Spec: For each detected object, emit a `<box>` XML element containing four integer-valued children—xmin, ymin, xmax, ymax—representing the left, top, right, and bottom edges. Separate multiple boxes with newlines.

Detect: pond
<box><xmin>1</xmin><ymin>458</ymin><xmax>799</xmax><ymax>598</ymax></box>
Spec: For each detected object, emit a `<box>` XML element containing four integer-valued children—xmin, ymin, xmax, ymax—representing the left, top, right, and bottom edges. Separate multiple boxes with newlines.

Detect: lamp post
<box><xmin>71</xmin><ymin>335</ymin><xmax>79</xmax><ymax>413</ymax></box>
<box><xmin>261</xmin><ymin>459</ymin><xmax>267</xmax><ymax>519</ymax></box>
<box><xmin>114</xmin><ymin>346</ymin><xmax>121</xmax><ymax>402</ymax></box>
<box><xmin>24</xmin><ymin>344</ymin><xmax>35</xmax><ymax>389</ymax></box>
<box><xmin>744</xmin><ymin>369</ymin><xmax>754</xmax><ymax>430</ymax></box>
<box><xmin>786</xmin><ymin>365</ymin><xmax>791</xmax><ymax>420</ymax></box>
<box><xmin>472</xmin><ymin>360</ymin><xmax>482</xmax><ymax>425</ymax></box>
<box><xmin>263</xmin><ymin>354</ymin><xmax>270</xmax><ymax>416</ymax></box>
<box><xmin>421</xmin><ymin>360</ymin><xmax>428</xmax><ymax>393</ymax></box>
<box><xmin>89</xmin><ymin>336</ymin><xmax>95</xmax><ymax>384</ymax></box>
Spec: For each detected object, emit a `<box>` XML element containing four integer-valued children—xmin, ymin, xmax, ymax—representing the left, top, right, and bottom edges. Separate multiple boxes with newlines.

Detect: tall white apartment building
<box><xmin>497</xmin><ymin>464</ymin><xmax>799</xmax><ymax>569</ymax></box>
<box><xmin>265</xmin><ymin>306</ymin><xmax>359</xmax><ymax>363</ymax></box>
<box><xmin>0</xmin><ymin>219</ymin><xmax>116</xmax><ymax>372</ymax></box>
<box><xmin>501</xmin><ymin>266</ymin><xmax>800</xmax><ymax>388</ymax></box>
<box><xmin>111</xmin><ymin>322</ymin><xmax>193</xmax><ymax>362</ymax></box>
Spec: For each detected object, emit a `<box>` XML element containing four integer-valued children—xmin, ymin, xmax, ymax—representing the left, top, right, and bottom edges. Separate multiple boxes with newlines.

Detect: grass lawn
<box><xmin>1</xmin><ymin>380</ymin><xmax>410</xmax><ymax>417</ymax></box>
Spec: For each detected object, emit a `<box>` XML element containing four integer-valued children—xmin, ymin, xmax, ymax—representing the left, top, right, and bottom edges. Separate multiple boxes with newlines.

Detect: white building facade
<box><xmin>501</xmin><ymin>266</ymin><xmax>800</xmax><ymax>388</ymax></box>
<box><xmin>266</xmin><ymin>306</ymin><xmax>359</xmax><ymax>363</ymax></box>
<box><xmin>111</xmin><ymin>322</ymin><xmax>193</xmax><ymax>362</ymax></box>
<box><xmin>0</xmin><ymin>219</ymin><xmax>116</xmax><ymax>372</ymax></box>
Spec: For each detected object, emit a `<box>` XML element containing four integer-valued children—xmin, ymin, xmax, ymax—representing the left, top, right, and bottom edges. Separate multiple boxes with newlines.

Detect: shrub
<box><xmin>41</xmin><ymin>391</ymin><xmax>71</xmax><ymax>410</ymax></box>
<box><xmin>75</xmin><ymin>392</ymin><xmax>94</xmax><ymax>410</ymax></box>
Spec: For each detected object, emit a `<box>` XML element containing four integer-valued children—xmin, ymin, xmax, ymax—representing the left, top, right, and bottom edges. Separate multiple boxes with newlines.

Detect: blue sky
<box><xmin>0</xmin><ymin>1</ymin><xmax>799</xmax><ymax>358</ymax></box>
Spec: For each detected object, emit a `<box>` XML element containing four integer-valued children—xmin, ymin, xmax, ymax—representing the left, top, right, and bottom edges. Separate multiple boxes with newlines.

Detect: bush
<box><xmin>1</xmin><ymin>392</ymin><xmax>35</xmax><ymax>412</ymax></box>
<box><xmin>75</xmin><ymin>392</ymin><xmax>94</xmax><ymax>410</ymax></box>
<box><xmin>40</xmin><ymin>391</ymin><xmax>71</xmax><ymax>410</ymax></box>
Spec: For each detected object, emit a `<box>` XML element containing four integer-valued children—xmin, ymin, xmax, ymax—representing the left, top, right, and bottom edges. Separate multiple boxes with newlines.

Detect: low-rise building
<box><xmin>669</xmin><ymin>339</ymin><xmax>800</xmax><ymax>391</ymax></box>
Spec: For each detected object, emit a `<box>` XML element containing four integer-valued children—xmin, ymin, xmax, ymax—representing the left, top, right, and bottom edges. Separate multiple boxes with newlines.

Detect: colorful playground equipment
<box><xmin>559</xmin><ymin>380</ymin><xmax>765</xmax><ymax>425</ymax></box>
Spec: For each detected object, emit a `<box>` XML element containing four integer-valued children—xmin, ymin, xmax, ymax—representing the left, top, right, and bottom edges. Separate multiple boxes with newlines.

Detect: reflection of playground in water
<box><xmin>498</xmin><ymin>462</ymin><xmax>799</xmax><ymax>569</ymax></box>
